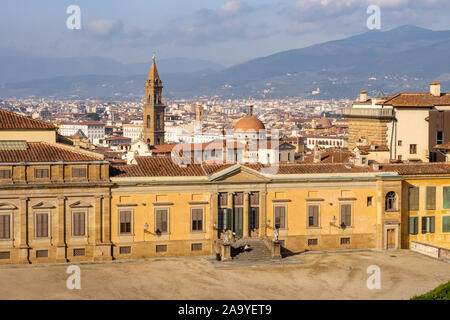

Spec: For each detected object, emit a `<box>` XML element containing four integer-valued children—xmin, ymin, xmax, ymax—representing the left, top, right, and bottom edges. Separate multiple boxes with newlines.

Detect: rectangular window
<box><xmin>340</xmin><ymin>204</ymin><xmax>352</xmax><ymax>227</ymax></box>
<box><xmin>72</xmin><ymin>167</ymin><xmax>87</xmax><ymax>178</ymax></box>
<box><xmin>156</xmin><ymin>244</ymin><xmax>167</xmax><ymax>253</ymax></box>
<box><xmin>0</xmin><ymin>252</ymin><xmax>10</xmax><ymax>259</ymax></box>
<box><xmin>119</xmin><ymin>246</ymin><xmax>131</xmax><ymax>254</ymax></box>
<box><xmin>73</xmin><ymin>248</ymin><xmax>85</xmax><ymax>256</ymax></box>
<box><xmin>72</xmin><ymin>211</ymin><xmax>86</xmax><ymax>236</ymax></box>
<box><xmin>408</xmin><ymin>216</ymin><xmax>418</xmax><ymax>235</ymax></box>
<box><xmin>444</xmin><ymin>187</ymin><xmax>450</xmax><ymax>209</ymax></box>
<box><xmin>443</xmin><ymin>216</ymin><xmax>450</xmax><ymax>233</ymax></box>
<box><xmin>274</xmin><ymin>206</ymin><xmax>286</xmax><ymax>229</ymax></box>
<box><xmin>409</xmin><ymin>144</ymin><xmax>417</xmax><ymax>154</ymax></box>
<box><xmin>437</xmin><ymin>131</ymin><xmax>443</xmax><ymax>145</ymax></box>
<box><xmin>0</xmin><ymin>169</ymin><xmax>11</xmax><ymax>179</ymax></box>
<box><xmin>421</xmin><ymin>216</ymin><xmax>435</xmax><ymax>234</ymax></box>
<box><xmin>249</xmin><ymin>207</ymin><xmax>259</xmax><ymax>230</ymax></box>
<box><xmin>307</xmin><ymin>204</ymin><xmax>319</xmax><ymax>227</ymax></box>
<box><xmin>408</xmin><ymin>186</ymin><xmax>419</xmax><ymax>211</ymax></box>
<box><xmin>35</xmin><ymin>168</ymin><xmax>49</xmax><ymax>179</ymax></box>
<box><xmin>398</xmin><ymin>155</ymin><xmax>402</xmax><ymax>161</ymax></box>
<box><xmin>35</xmin><ymin>213</ymin><xmax>49</xmax><ymax>238</ymax></box>
<box><xmin>36</xmin><ymin>250</ymin><xmax>48</xmax><ymax>258</ymax></box>
<box><xmin>119</xmin><ymin>210</ymin><xmax>132</xmax><ymax>234</ymax></box>
<box><xmin>340</xmin><ymin>237</ymin><xmax>351</xmax><ymax>245</ymax></box>
<box><xmin>191</xmin><ymin>243</ymin><xmax>202</xmax><ymax>251</ymax></box>
<box><xmin>426</xmin><ymin>186</ymin><xmax>436</xmax><ymax>211</ymax></box>
<box><xmin>249</xmin><ymin>192</ymin><xmax>259</xmax><ymax>205</ymax></box>
<box><xmin>367</xmin><ymin>196</ymin><xmax>373</xmax><ymax>206</ymax></box>
<box><xmin>307</xmin><ymin>239</ymin><xmax>318</xmax><ymax>246</ymax></box>
<box><xmin>398</xmin><ymin>140</ymin><xmax>402</xmax><ymax>146</ymax></box>
<box><xmin>155</xmin><ymin>209</ymin><xmax>168</xmax><ymax>233</ymax></box>
<box><xmin>191</xmin><ymin>208</ymin><xmax>203</xmax><ymax>232</ymax></box>
<box><xmin>233</xmin><ymin>192</ymin><xmax>243</xmax><ymax>206</ymax></box>
<box><xmin>218</xmin><ymin>193</ymin><xmax>228</xmax><ymax>206</ymax></box>
<box><xmin>0</xmin><ymin>214</ymin><xmax>11</xmax><ymax>239</ymax></box>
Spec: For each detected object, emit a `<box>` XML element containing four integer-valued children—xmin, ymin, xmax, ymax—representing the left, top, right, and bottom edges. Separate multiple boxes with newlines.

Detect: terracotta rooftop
<box><xmin>300</xmin><ymin>149</ymin><xmax>352</xmax><ymax>163</ymax></box>
<box><xmin>0</xmin><ymin>142</ymin><xmax>102</xmax><ymax>163</ymax></box>
<box><xmin>111</xmin><ymin>156</ymin><xmax>450</xmax><ymax>178</ymax></box>
<box><xmin>382</xmin><ymin>92</ymin><xmax>450</xmax><ymax>107</ymax></box>
<box><xmin>0</xmin><ymin>109</ymin><xmax>55</xmax><ymax>130</ymax></box>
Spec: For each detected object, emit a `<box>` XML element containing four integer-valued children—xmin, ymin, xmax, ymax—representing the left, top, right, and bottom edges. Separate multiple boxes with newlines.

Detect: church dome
<box><xmin>233</xmin><ymin>116</ymin><xmax>265</xmax><ymax>132</ymax></box>
<box><xmin>318</xmin><ymin>116</ymin><xmax>332</xmax><ymax>128</ymax></box>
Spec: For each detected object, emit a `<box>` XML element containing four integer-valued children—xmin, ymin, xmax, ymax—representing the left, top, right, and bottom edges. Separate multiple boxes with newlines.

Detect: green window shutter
<box><xmin>444</xmin><ymin>187</ymin><xmax>450</xmax><ymax>209</ymax></box>
<box><xmin>430</xmin><ymin>216</ymin><xmax>435</xmax><ymax>234</ymax></box>
<box><xmin>249</xmin><ymin>208</ymin><xmax>254</xmax><ymax>229</ymax></box>
<box><xmin>421</xmin><ymin>216</ymin><xmax>427</xmax><ymax>234</ymax></box>
<box><xmin>443</xmin><ymin>216</ymin><xmax>450</xmax><ymax>233</ymax></box>
<box><xmin>414</xmin><ymin>217</ymin><xmax>418</xmax><ymax>234</ymax></box>
<box><xmin>408</xmin><ymin>187</ymin><xmax>419</xmax><ymax>211</ymax></box>
<box><xmin>409</xmin><ymin>217</ymin><xmax>417</xmax><ymax>235</ymax></box>
<box><xmin>426</xmin><ymin>187</ymin><xmax>436</xmax><ymax>210</ymax></box>
<box><xmin>226</xmin><ymin>208</ymin><xmax>232</xmax><ymax>230</ymax></box>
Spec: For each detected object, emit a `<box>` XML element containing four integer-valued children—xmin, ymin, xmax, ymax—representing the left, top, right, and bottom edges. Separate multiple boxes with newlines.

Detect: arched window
<box><xmin>385</xmin><ymin>191</ymin><xmax>397</xmax><ymax>211</ymax></box>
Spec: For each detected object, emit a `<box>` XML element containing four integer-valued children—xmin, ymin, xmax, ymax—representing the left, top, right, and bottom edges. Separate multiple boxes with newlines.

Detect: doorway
<box><xmin>387</xmin><ymin>228</ymin><xmax>396</xmax><ymax>249</ymax></box>
<box><xmin>233</xmin><ymin>208</ymin><xmax>243</xmax><ymax>238</ymax></box>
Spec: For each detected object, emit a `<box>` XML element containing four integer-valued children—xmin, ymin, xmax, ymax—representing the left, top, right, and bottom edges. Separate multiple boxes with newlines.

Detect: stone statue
<box><xmin>223</xmin><ymin>230</ymin><xmax>231</xmax><ymax>244</ymax></box>
<box><xmin>273</xmin><ymin>227</ymin><xmax>279</xmax><ymax>242</ymax></box>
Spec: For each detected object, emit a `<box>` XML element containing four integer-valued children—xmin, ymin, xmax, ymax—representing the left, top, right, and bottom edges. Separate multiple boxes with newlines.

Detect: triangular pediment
<box><xmin>31</xmin><ymin>201</ymin><xmax>56</xmax><ymax>209</ymax></box>
<box><xmin>210</xmin><ymin>165</ymin><xmax>270</xmax><ymax>182</ymax></box>
<box><xmin>69</xmin><ymin>200</ymin><xmax>93</xmax><ymax>208</ymax></box>
<box><xmin>0</xmin><ymin>203</ymin><xmax>17</xmax><ymax>210</ymax></box>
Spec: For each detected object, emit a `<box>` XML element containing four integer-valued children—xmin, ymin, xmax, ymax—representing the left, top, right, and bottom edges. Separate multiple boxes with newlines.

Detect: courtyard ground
<box><xmin>0</xmin><ymin>250</ymin><xmax>448</xmax><ymax>300</ymax></box>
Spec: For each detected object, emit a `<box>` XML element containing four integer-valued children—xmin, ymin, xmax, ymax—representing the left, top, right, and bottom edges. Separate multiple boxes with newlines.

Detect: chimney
<box><xmin>430</xmin><ymin>82</ymin><xmax>441</xmax><ymax>97</ymax></box>
<box><xmin>359</xmin><ymin>90</ymin><xmax>367</xmax><ymax>102</ymax></box>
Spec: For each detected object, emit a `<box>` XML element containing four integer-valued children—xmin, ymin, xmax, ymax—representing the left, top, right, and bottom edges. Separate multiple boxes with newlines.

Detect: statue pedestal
<box><xmin>221</xmin><ymin>243</ymin><xmax>231</xmax><ymax>262</ymax></box>
<box><xmin>271</xmin><ymin>240</ymin><xmax>282</xmax><ymax>259</ymax></box>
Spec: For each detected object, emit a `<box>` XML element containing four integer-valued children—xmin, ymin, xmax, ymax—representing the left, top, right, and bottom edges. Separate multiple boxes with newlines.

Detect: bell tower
<box><xmin>143</xmin><ymin>56</ymin><xmax>165</xmax><ymax>145</ymax></box>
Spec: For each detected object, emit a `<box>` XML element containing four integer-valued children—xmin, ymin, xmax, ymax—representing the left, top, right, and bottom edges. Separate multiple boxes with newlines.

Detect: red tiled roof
<box><xmin>0</xmin><ymin>142</ymin><xmax>101</xmax><ymax>162</ymax></box>
<box><xmin>378</xmin><ymin>163</ymin><xmax>450</xmax><ymax>175</ymax></box>
<box><xmin>0</xmin><ymin>109</ymin><xmax>55</xmax><ymax>130</ymax></box>
<box><xmin>382</xmin><ymin>93</ymin><xmax>450</xmax><ymax>107</ymax></box>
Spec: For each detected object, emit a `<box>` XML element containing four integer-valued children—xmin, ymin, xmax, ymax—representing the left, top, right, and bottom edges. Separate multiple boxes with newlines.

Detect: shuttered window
<box><xmin>408</xmin><ymin>216</ymin><xmax>418</xmax><ymax>235</ymax></box>
<box><xmin>35</xmin><ymin>168</ymin><xmax>49</xmax><ymax>179</ymax></box>
<box><xmin>307</xmin><ymin>204</ymin><xmax>319</xmax><ymax>227</ymax></box>
<box><xmin>0</xmin><ymin>215</ymin><xmax>10</xmax><ymax>239</ymax></box>
<box><xmin>73</xmin><ymin>211</ymin><xmax>86</xmax><ymax>236</ymax></box>
<box><xmin>233</xmin><ymin>192</ymin><xmax>243</xmax><ymax>206</ymax></box>
<box><xmin>340</xmin><ymin>237</ymin><xmax>351</xmax><ymax>245</ymax></box>
<box><xmin>340</xmin><ymin>204</ymin><xmax>352</xmax><ymax>227</ymax></box>
<box><xmin>421</xmin><ymin>216</ymin><xmax>435</xmax><ymax>234</ymax></box>
<box><xmin>191</xmin><ymin>208</ymin><xmax>203</xmax><ymax>232</ymax></box>
<box><xmin>156</xmin><ymin>244</ymin><xmax>167</xmax><ymax>252</ymax></box>
<box><xmin>443</xmin><ymin>187</ymin><xmax>450</xmax><ymax>209</ymax></box>
<box><xmin>155</xmin><ymin>209</ymin><xmax>168</xmax><ymax>233</ymax></box>
<box><xmin>35</xmin><ymin>213</ymin><xmax>49</xmax><ymax>238</ymax></box>
<box><xmin>119</xmin><ymin>210</ymin><xmax>132</xmax><ymax>234</ymax></box>
<box><xmin>443</xmin><ymin>216</ymin><xmax>450</xmax><ymax>233</ymax></box>
<box><xmin>274</xmin><ymin>206</ymin><xmax>286</xmax><ymax>229</ymax></box>
<box><xmin>72</xmin><ymin>167</ymin><xmax>86</xmax><ymax>178</ymax></box>
<box><xmin>408</xmin><ymin>187</ymin><xmax>419</xmax><ymax>211</ymax></box>
<box><xmin>0</xmin><ymin>169</ymin><xmax>11</xmax><ymax>179</ymax></box>
<box><xmin>191</xmin><ymin>243</ymin><xmax>202</xmax><ymax>251</ymax></box>
<box><xmin>308</xmin><ymin>239</ymin><xmax>318</xmax><ymax>246</ymax></box>
<box><xmin>426</xmin><ymin>186</ymin><xmax>436</xmax><ymax>210</ymax></box>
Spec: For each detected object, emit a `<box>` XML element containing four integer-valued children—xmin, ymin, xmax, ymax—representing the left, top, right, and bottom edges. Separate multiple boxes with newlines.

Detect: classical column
<box><xmin>210</xmin><ymin>192</ymin><xmax>219</xmax><ymax>241</ymax></box>
<box><xmin>94</xmin><ymin>196</ymin><xmax>102</xmax><ymax>244</ymax></box>
<box><xmin>375</xmin><ymin>179</ymin><xmax>384</xmax><ymax>250</ymax></box>
<box><xmin>243</xmin><ymin>192</ymin><xmax>249</xmax><ymax>238</ymax></box>
<box><xmin>259</xmin><ymin>191</ymin><xmax>267</xmax><ymax>237</ymax></box>
<box><xmin>227</xmin><ymin>192</ymin><xmax>233</xmax><ymax>232</ymax></box>
<box><xmin>55</xmin><ymin>196</ymin><xmax>67</xmax><ymax>263</ymax></box>
<box><xmin>93</xmin><ymin>196</ymin><xmax>112</xmax><ymax>261</ymax></box>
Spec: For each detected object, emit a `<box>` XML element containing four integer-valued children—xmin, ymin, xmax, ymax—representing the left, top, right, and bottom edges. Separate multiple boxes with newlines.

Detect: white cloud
<box><xmin>85</xmin><ymin>19</ymin><xmax>124</xmax><ymax>37</ymax></box>
<box><xmin>219</xmin><ymin>0</ymin><xmax>246</xmax><ymax>17</ymax></box>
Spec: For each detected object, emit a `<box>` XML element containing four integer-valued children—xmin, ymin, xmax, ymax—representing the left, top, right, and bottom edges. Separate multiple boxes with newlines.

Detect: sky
<box><xmin>1</xmin><ymin>0</ymin><xmax>450</xmax><ymax>67</ymax></box>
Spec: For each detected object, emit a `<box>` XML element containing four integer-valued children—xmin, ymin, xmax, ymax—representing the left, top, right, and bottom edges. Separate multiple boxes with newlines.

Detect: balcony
<box><xmin>342</xmin><ymin>107</ymin><xmax>393</xmax><ymax>119</ymax></box>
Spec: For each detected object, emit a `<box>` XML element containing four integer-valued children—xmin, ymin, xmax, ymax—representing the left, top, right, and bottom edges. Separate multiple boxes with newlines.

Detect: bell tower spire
<box><xmin>143</xmin><ymin>56</ymin><xmax>165</xmax><ymax>145</ymax></box>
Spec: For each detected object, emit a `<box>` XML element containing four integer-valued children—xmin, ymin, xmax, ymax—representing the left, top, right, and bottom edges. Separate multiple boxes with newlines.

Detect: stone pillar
<box><xmin>210</xmin><ymin>192</ymin><xmax>219</xmax><ymax>241</ymax></box>
<box><xmin>227</xmin><ymin>192</ymin><xmax>233</xmax><ymax>233</ymax></box>
<box><xmin>17</xmin><ymin>197</ymin><xmax>29</xmax><ymax>264</ymax></box>
<box><xmin>243</xmin><ymin>192</ymin><xmax>249</xmax><ymax>238</ymax></box>
<box><xmin>271</xmin><ymin>241</ymin><xmax>282</xmax><ymax>259</ymax></box>
<box><xmin>102</xmin><ymin>196</ymin><xmax>111</xmax><ymax>244</ymax></box>
<box><xmin>259</xmin><ymin>191</ymin><xmax>267</xmax><ymax>237</ymax></box>
<box><xmin>221</xmin><ymin>243</ymin><xmax>231</xmax><ymax>262</ymax></box>
<box><xmin>55</xmin><ymin>196</ymin><xmax>67</xmax><ymax>263</ymax></box>
<box><xmin>375</xmin><ymin>179</ymin><xmax>384</xmax><ymax>250</ymax></box>
<box><xmin>94</xmin><ymin>196</ymin><xmax>102</xmax><ymax>244</ymax></box>
<box><xmin>94</xmin><ymin>196</ymin><xmax>112</xmax><ymax>261</ymax></box>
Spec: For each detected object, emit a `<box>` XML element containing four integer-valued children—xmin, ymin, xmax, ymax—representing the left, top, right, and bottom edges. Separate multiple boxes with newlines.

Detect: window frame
<box><xmin>385</xmin><ymin>191</ymin><xmax>397</xmax><ymax>212</ymax></box>
<box><xmin>442</xmin><ymin>215</ymin><xmax>450</xmax><ymax>233</ymax></box>
<box><xmin>0</xmin><ymin>212</ymin><xmax>12</xmax><ymax>240</ymax></box>
<box><xmin>34</xmin><ymin>167</ymin><xmax>50</xmax><ymax>179</ymax></box>
<box><xmin>425</xmin><ymin>186</ymin><xmax>436</xmax><ymax>211</ymax></box>
<box><xmin>34</xmin><ymin>211</ymin><xmax>51</xmax><ymax>238</ymax></box>
<box><xmin>154</xmin><ymin>207</ymin><xmax>169</xmax><ymax>234</ymax></box>
<box><xmin>409</xmin><ymin>144</ymin><xmax>417</xmax><ymax>155</ymax></box>
<box><xmin>72</xmin><ymin>166</ymin><xmax>87</xmax><ymax>179</ymax></box>
<box><xmin>118</xmin><ymin>209</ymin><xmax>133</xmax><ymax>235</ymax></box>
<box><xmin>340</xmin><ymin>202</ymin><xmax>353</xmax><ymax>227</ymax></box>
<box><xmin>71</xmin><ymin>210</ymin><xmax>87</xmax><ymax>237</ymax></box>
<box><xmin>307</xmin><ymin>203</ymin><xmax>320</xmax><ymax>228</ymax></box>
<box><xmin>408</xmin><ymin>186</ymin><xmax>419</xmax><ymax>212</ymax></box>
<box><xmin>421</xmin><ymin>216</ymin><xmax>435</xmax><ymax>234</ymax></box>
<box><xmin>408</xmin><ymin>216</ymin><xmax>418</xmax><ymax>235</ymax></box>
<box><xmin>273</xmin><ymin>204</ymin><xmax>287</xmax><ymax>229</ymax></box>
<box><xmin>190</xmin><ymin>207</ymin><xmax>204</xmax><ymax>233</ymax></box>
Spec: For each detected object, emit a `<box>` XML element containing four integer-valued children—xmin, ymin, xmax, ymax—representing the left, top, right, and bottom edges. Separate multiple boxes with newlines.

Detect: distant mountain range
<box><xmin>1</xmin><ymin>25</ymin><xmax>450</xmax><ymax>100</ymax></box>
